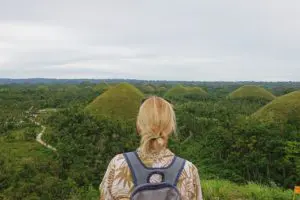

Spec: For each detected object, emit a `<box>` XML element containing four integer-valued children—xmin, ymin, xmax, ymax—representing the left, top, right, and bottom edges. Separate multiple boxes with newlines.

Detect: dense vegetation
<box><xmin>0</xmin><ymin>81</ymin><xmax>299</xmax><ymax>200</ymax></box>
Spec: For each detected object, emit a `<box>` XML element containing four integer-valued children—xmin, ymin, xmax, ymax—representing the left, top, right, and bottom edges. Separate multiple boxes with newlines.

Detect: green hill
<box><xmin>228</xmin><ymin>85</ymin><xmax>276</xmax><ymax>101</ymax></box>
<box><xmin>186</xmin><ymin>87</ymin><xmax>208</xmax><ymax>97</ymax></box>
<box><xmin>164</xmin><ymin>85</ymin><xmax>207</xmax><ymax>100</ymax></box>
<box><xmin>85</xmin><ymin>83</ymin><xmax>144</xmax><ymax>120</ymax></box>
<box><xmin>164</xmin><ymin>85</ymin><xmax>187</xmax><ymax>98</ymax></box>
<box><xmin>253</xmin><ymin>91</ymin><xmax>300</xmax><ymax>124</ymax></box>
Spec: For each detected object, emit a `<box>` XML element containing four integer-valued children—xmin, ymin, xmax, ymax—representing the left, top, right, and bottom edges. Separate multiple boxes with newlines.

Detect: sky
<box><xmin>0</xmin><ymin>0</ymin><xmax>299</xmax><ymax>81</ymax></box>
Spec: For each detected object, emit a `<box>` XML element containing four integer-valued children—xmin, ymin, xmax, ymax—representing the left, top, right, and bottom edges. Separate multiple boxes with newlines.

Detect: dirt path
<box><xmin>28</xmin><ymin>107</ymin><xmax>57</xmax><ymax>152</ymax></box>
<box><xmin>34</xmin><ymin>121</ymin><xmax>57</xmax><ymax>152</ymax></box>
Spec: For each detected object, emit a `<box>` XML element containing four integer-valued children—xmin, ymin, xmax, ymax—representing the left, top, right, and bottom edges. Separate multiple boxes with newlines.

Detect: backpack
<box><xmin>123</xmin><ymin>151</ymin><xmax>186</xmax><ymax>200</ymax></box>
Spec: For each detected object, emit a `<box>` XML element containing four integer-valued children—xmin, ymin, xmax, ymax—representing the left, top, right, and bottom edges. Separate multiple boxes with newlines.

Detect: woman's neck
<box><xmin>137</xmin><ymin>147</ymin><xmax>171</xmax><ymax>160</ymax></box>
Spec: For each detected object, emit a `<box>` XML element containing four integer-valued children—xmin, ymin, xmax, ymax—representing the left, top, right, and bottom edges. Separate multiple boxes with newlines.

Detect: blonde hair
<box><xmin>137</xmin><ymin>96</ymin><xmax>176</xmax><ymax>154</ymax></box>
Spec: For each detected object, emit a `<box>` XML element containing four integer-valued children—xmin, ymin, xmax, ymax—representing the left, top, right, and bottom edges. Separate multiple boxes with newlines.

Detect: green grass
<box><xmin>202</xmin><ymin>179</ymin><xmax>295</xmax><ymax>200</ymax></box>
<box><xmin>84</xmin><ymin>179</ymin><xmax>295</xmax><ymax>200</ymax></box>
<box><xmin>85</xmin><ymin>82</ymin><xmax>144</xmax><ymax>121</ymax></box>
<box><xmin>164</xmin><ymin>84</ymin><xmax>187</xmax><ymax>97</ymax></box>
<box><xmin>253</xmin><ymin>91</ymin><xmax>300</xmax><ymax>124</ymax></box>
<box><xmin>164</xmin><ymin>85</ymin><xmax>208</xmax><ymax>99</ymax></box>
<box><xmin>186</xmin><ymin>86</ymin><xmax>208</xmax><ymax>96</ymax></box>
<box><xmin>228</xmin><ymin>85</ymin><xmax>276</xmax><ymax>101</ymax></box>
<box><xmin>0</xmin><ymin>128</ymin><xmax>55</xmax><ymax>166</ymax></box>
<box><xmin>0</xmin><ymin>140</ymin><xmax>53</xmax><ymax>163</ymax></box>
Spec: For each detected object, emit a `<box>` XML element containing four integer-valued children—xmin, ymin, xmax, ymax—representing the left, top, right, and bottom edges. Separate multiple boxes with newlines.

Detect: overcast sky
<box><xmin>0</xmin><ymin>0</ymin><xmax>299</xmax><ymax>81</ymax></box>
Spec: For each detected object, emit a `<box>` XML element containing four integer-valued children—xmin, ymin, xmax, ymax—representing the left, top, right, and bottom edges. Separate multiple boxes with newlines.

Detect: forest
<box><xmin>0</xmin><ymin>80</ymin><xmax>299</xmax><ymax>200</ymax></box>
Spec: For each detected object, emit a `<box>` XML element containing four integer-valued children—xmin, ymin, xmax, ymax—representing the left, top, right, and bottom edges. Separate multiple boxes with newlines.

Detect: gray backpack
<box><xmin>124</xmin><ymin>151</ymin><xmax>186</xmax><ymax>200</ymax></box>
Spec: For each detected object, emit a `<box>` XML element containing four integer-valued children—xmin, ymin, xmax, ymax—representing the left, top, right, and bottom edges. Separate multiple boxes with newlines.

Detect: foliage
<box><xmin>1</xmin><ymin>82</ymin><xmax>299</xmax><ymax>199</ymax></box>
<box><xmin>46</xmin><ymin>107</ymin><xmax>139</xmax><ymax>187</ymax></box>
<box><xmin>92</xmin><ymin>82</ymin><xmax>109</xmax><ymax>94</ymax></box>
<box><xmin>0</xmin><ymin>134</ymin><xmax>66</xmax><ymax>200</ymax></box>
<box><xmin>137</xmin><ymin>83</ymin><xmax>156</xmax><ymax>94</ymax></box>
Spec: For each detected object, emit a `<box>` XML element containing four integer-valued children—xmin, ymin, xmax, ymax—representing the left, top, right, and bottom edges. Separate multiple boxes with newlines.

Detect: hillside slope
<box><xmin>228</xmin><ymin>85</ymin><xmax>276</xmax><ymax>101</ymax></box>
<box><xmin>165</xmin><ymin>85</ymin><xmax>208</xmax><ymax>100</ymax></box>
<box><xmin>85</xmin><ymin>83</ymin><xmax>144</xmax><ymax>120</ymax></box>
<box><xmin>253</xmin><ymin>91</ymin><xmax>300</xmax><ymax>124</ymax></box>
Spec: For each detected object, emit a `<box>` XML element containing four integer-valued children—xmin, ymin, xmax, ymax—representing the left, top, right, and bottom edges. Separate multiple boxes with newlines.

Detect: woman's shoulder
<box><xmin>109</xmin><ymin>153</ymin><xmax>127</xmax><ymax>167</ymax></box>
<box><xmin>109</xmin><ymin>152</ymin><xmax>199</xmax><ymax>174</ymax></box>
<box><xmin>181</xmin><ymin>158</ymin><xmax>199</xmax><ymax>177</ymax></box>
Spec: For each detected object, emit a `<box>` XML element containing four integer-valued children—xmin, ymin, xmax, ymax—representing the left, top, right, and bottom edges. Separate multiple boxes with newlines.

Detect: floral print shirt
<box><xmin>100</xmin><ymin>148</ymin><xmax>203</xmax><ymax>200</ymax></box>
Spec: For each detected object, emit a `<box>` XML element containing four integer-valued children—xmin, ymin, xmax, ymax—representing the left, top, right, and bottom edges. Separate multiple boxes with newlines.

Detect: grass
<box><xmin>0</xmin><ymin>128</ymin><xmax>55</xmax><ymax>165</ymax></box>
<box><xmin>164</xmin><ymin>85</ymin><xmax>208</xmax><ymax>99</ymax></box>
<box><xmin>186</xmin><ymin>86</ymin><xmax>208</xmax><ymax>96</ymax></box>
<box><xmin>202</xmin><ymin>179</ymin><xmax>295</xmax><ymax>200</ymax></box>
<box><xmin>0</xmin><ymin>129</ymin><xmax>57</xmax><ymax>186</ymax></box>
<box><xmin>0</xmin><ymin>140</ymin><xmax>53</xmax><ymax>163</ymax></box>
<box><xmin>84</xmin><ymin>179</ymin><xmax>295</xmax><ymax>200</ymax></box>
<box><xmin>85</xmin><ymin>82</ymin><xmax>144</xmax><ymax>121</ymax></box>
<box><xmin>228</xmin><ymin>85</ymin><xmax>276</xmax><ymax>101</ymax></box>
<box><xmin>164</xmin><ymin>84</ymin><xmax>187</xmax><ymax>97</ymax></box>
<box><xmin>253</xmin><ymin>91</ymin><xmax>300</xmax><ymax>124</ymax></box>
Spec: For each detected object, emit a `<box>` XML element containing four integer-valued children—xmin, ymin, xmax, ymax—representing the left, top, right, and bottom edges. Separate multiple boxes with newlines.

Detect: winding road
<box><xmin>28</xmin><ymin>107</ymin><xmax>57</xmax><ymax>152</ymax></box>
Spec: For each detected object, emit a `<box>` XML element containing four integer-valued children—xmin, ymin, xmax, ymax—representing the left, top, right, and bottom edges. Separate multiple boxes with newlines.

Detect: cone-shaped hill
<box><xmin>164</xmin><ymin>85</ymin><xmax>208</xmax><ymax>100</ymax></box>
<box><xmin>85</xmin><ymin>83</ymin><xmax>144</xmax><ymax>120</ymax></box>
<box><xmin>228</xmin><ymin>85</ymin><xmax>275</xmax><ymax>101</ymax></box>
<box><xmin>186</xmin><ymin>87</ymin><xmax>208</xmax><ymax>96</ymax></box>
<box><xmin>253</xmin><ymin>91</ymin><xmax>300</xmax><ymax>124</ymax></box>
<box><xmin>164</xmin><ymin>85</ymin><xmax>186</xmax><ymax>98</ymax></box>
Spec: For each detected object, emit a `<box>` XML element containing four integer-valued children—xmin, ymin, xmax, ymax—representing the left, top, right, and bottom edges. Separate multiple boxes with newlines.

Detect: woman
<box><xmin>100</xmin><ymin>96</ymin><xmax>203</xmax><ymax>200</ymax></box>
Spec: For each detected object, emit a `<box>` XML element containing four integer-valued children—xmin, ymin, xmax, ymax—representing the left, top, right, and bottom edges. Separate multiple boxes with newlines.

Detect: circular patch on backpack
<box><xmin>148</xmin><ymin>172</ymin><xmax>164</xmax><ymax>183</ymax></box>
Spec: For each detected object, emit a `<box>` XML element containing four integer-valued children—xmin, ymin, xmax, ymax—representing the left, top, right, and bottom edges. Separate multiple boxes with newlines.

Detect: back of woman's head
<box><xmin>137</xmin><ymin>96</ymin><xmax>176</xmax><ymax>155</ymax></box>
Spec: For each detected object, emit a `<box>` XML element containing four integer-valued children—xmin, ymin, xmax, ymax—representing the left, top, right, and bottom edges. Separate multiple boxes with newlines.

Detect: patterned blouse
<box><xmin>99</xmin><ymin>148</ymin><xmax>203</xmax><ymax>200</ymax></box>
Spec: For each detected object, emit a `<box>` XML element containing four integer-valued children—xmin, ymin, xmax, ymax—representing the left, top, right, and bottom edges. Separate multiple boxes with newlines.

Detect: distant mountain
<box><xmin>0</xmin><ymin>78</ymin><xmax>134</xmax><ymax>84</ymax></box>
<box><xmin>0</xmin><ymin>78</ymin><xmax>300</xmax><ymax>87</ymax></box>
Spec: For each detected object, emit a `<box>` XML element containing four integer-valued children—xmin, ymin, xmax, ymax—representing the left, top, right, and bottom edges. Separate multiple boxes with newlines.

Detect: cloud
<box><xmin>0</xmin><ymin>0</ymin><xmax>299</xmax><ymax>81</ymax></box>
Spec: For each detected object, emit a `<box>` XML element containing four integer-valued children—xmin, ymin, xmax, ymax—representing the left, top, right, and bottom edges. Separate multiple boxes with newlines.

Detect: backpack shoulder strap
<box><xmin>123</xmin><ymin>151</ymin><xmax>145</xmax><ymax>186</ymax></box>
<box><xmin>123</xmin><ymin>151</ymin><xmax>186</xmax><ymax>187</ymax></box>
<box><xmin>164</xmin><ymin>156</ymin><xmax>186</xmax><ymax>186</ymax></box>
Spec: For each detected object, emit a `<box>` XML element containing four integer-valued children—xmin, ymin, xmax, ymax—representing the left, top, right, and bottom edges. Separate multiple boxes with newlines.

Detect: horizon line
<box><xmin>0</xmin><ymin>77</ymin><xmax>300</xmax><ymax>83</ymax></box>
